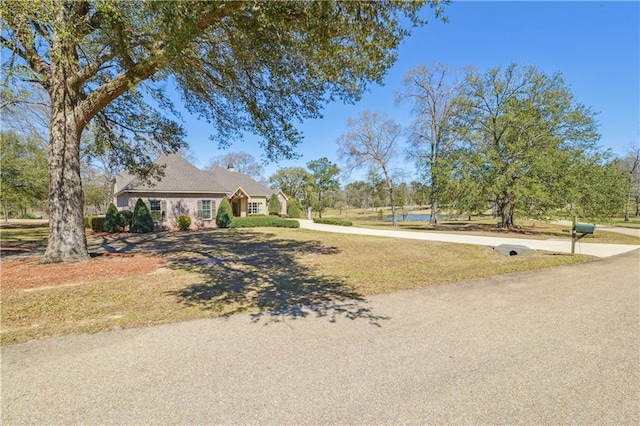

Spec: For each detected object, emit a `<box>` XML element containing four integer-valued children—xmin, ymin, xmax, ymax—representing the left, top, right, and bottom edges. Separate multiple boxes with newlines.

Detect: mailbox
<box><xmin>574</xmin><ymin>223</ymin><xmax>596</xmax><ymax>234</ymax></box>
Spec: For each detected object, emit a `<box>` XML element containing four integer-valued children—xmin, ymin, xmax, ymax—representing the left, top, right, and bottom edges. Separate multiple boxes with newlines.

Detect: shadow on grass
<box><xmin>103</xmin><ymin>229</ymin><xmax>388</xmax><ymax>326</ymax></box>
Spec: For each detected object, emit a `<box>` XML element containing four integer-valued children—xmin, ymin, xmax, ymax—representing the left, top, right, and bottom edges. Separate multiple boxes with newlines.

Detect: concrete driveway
<box><xmin>2</xmin><ymin>250</ymin><xmax>638</xmax><ymax>424</ymax></box>
<box><xmin>298</xmin><ymin>220</ymin><xmax>640</xmax><ymax>258</ymax></box>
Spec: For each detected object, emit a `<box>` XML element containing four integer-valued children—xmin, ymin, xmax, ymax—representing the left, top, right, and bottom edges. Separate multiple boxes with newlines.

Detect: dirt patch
<box><xmin>1</xmin><ymin>253</ymin><xmax>165</xmax><ymax>291</ymax></box>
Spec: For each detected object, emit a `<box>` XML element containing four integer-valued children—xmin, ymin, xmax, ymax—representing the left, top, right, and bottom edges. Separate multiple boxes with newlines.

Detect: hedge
<box><xmin>231</xmin><ymin>216</ymin><xmax>300</xmax><ymax>228</ymax></box>
<box><xmin>84</xmin><ymin>216</ymin><xmax>105</xmax><ymax>232</ymax></box>
<box><xmin>313</xmin><ymin>217</ymin><xmax>353</xmax><ymax>226</ymax></box>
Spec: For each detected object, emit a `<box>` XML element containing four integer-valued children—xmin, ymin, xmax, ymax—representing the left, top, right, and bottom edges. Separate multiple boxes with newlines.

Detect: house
<box><xmin>113</xmin><ymin>154</ymin><xmax>288</xmax><ymax>229</ymax></box>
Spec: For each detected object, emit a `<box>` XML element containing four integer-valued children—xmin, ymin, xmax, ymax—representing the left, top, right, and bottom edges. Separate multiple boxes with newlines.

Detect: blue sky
<box><xmin>181</xmin><ymin>1</ymin><xmax>640</xmax><ymax>181</ymax></box>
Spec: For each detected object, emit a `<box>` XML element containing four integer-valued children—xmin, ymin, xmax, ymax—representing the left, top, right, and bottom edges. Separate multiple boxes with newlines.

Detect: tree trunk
<box><xmin>42</xmin><ymin>57</ymin><xmax>89</xmax><ymax>263</ymax></box>
<box><xmin>380</xmin><ymin>167</ymin><xmax>396</xmax><ymax>227</ymax></box>
<box><xmin>429</xmin><ymin>190</ymin><xmax>438</xmax><ymax>226</ymax></box>
<box><xmin>389</xmin><ymin>186</ymin><xmax>397</xmax><ymax>227</ymax></box>
<box><xmin>2</xmin><ymin>202</ymin><xmax>8</xmax><ymax>223</ymax></box>
<box><xmin>318</xmin><ymin>191</ymin><xmax>323</xmax><ymax>218</ymax></box>
<box><xmin>500</xmin><ymin>199</ymin><xmax>515</xmax><ymax>229</ymax></box>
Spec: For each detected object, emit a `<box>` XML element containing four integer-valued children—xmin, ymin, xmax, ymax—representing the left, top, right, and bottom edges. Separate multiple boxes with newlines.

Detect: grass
<box><xmin>605</xmin><ymin>217</ymin><xmax>640</xmax><ymax>229</ymax></box>
<box><xmin>1</xmin><ymin>224</ymin><xmax>593</xmax><ymax>346</ymax></box>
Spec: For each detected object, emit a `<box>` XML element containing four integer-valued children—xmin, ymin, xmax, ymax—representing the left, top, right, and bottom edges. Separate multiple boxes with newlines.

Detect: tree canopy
<box><xmin>0</xmin><ymin>131</ymin><xmax>48</xmax><ymax>221</ymax></box>
<box><xmin>307</xmin><ymin>157</ymin><xmax>340</xmax><ymax>218</ymax></box>
<box><xmin>451</xmin><ymin>64</ymin><xmax>605</xmax><ymax>227</ymax></box>
<box><xmin>1</xmin><ymin>0</ymin><xmax>446</xmax><ymax>262</ymax></box>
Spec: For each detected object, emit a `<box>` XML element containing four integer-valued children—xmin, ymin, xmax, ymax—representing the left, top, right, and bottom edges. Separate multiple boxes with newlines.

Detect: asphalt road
<box><xmin>2</xmin><ymin>250</ymin><xmax>639</xmax><ymax>424</ymax></box>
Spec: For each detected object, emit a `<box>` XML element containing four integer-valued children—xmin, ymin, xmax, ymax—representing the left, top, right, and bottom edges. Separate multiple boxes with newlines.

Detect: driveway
<box><xmin>298</xmin><ymin>220</ymin><xmax>640</xmax><ymax>258</ymax></box>
<box><xmin>2</xmin><ymin>250</ymin><xmax>638</xmax><ymax>424</ymax></box>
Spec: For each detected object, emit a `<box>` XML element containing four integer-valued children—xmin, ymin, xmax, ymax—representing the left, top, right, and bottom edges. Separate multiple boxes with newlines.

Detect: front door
<box><xmin>232</xmin><ymin>200</ymin><xmax>240</xmax><ymax>217</ymax></box>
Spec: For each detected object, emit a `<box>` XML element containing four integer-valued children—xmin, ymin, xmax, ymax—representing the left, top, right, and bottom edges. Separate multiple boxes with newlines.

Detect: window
<box><xmin>149</xmin><ymin>200</ymin><xmax>166</xmax><ymax>222</ymax></box>
<box><xmin>198</xmin><ymin>200</ymin><xmax>213</xmax><ymax>220</ymax></box>
<box><xmin>248</xmin><ymin>201</ymin><xmax>263</xmax><ymax>215</ymax></box>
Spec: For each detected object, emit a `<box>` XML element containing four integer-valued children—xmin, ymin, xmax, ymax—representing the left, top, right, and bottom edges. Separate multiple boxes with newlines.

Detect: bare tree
<box><xmin>398</xmin><ymin>63</ymin><xmax>463</xmax><ymax>226</ymax></box>
<box><xmin>620</xmin><ymin>144</ymin><xmax>640</xmax><ymax>221</ymax></box>
<box><xmin>337</xmin><ymin>110</ymin><xmax>403</xmax><ymax>226</ymax></box>
<box><xmin>206</xmin><ymin>151</ymin><xmax>264</xmax><ymax>180</ymax></box>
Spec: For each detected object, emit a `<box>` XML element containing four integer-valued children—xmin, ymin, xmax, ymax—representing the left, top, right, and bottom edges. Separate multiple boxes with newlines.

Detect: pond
<box><xmin>383</xmin><ymin>214</ymin><xmax>467</xmax><ymax>222</ymax></box>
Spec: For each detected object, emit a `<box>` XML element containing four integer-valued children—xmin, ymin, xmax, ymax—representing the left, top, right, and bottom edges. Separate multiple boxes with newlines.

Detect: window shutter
<box><xmin>161</xmin><ymin>201</ymin><xmax>167</xmax><ymax>221</ymax></box>
<box><xmin>197</xmin><ymin>200</ymin><xmax>203</xmax><ymax>218</ymax></box>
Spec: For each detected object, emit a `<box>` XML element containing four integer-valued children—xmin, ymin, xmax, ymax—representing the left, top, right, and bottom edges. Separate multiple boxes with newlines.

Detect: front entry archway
<box><xmin>229</xmin><ymin>187</ymin><xmax>249</xmax><ymax>218</ymax></box>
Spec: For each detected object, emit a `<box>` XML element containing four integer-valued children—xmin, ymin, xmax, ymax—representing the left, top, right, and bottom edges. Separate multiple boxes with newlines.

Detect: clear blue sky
<box><xmin>181</xmin><ymin>1</ymin><xmax>640</xmax><ymax>182</ymax></box>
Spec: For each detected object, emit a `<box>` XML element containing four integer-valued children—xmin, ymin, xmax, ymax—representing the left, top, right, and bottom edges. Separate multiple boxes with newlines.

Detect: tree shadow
<box><xmin>161</xmin><ymin>230</ymin><xmax>389</xmax><ymax>326</ymax></box>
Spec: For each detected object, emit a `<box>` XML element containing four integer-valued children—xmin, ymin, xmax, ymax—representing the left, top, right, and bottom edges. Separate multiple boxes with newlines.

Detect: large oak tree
<box><xmin>452</xmin><ymin>64</ymin><xmax>602</xmax><ymax>228</ymax></box>
<box><xmin>1</xmin><ymin>0</ymin><xmax>446</xmax><ymax>262</ymax></box>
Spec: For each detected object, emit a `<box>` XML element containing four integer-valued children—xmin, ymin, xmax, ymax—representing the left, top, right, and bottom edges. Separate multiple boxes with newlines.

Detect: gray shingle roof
<box><xmin>115</xmin><ymin>154</ymin><xmax>274</xmax><ymax>196</ymax></box>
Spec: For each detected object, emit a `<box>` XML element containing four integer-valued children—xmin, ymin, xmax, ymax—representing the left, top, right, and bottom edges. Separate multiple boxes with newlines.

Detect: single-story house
<box><xmin>113</xmin><ymin>153</ymin><xmax>288</xmax><ymax>229</ymax></box>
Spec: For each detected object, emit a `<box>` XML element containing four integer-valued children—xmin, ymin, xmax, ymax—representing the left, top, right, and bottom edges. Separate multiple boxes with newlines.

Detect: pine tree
<box><xmin>268</xmin><ymin>194</ymin><xmax>282</xmax><ymax>216</ymax></box>
<box><xmin>216</xmin><ymin>197</ymin><xmax>233</xmax><ymax>228</ymax></box>
<box><xmin>104</xmin><ymin>203</ymin><xmax>120</xmax><ymax>233</ymax></box>
<box><xmin>131</xmin><ymin>198</ymin><xmax>154</xmax><ymax>233</ymax></box>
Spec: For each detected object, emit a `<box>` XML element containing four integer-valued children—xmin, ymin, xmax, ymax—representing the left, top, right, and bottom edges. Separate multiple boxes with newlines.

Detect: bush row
<box><xmin>85</xmin><ymin>216</ymin><xmax>105</xmax><ymax>231</ymax></box>
<box><xmin>86</xmin><ymin>199</ymin><xmax>154</xmax><ymax>233</ymax></box>
<box><xmin>313</xmin><ymin>217</ymin><xmax>353</xmax><ymax>226</ymax></box>
<box><xmin>231</xmin><ymin>216</ymin><xmax>300</xmax><ymax>228</ymax></box>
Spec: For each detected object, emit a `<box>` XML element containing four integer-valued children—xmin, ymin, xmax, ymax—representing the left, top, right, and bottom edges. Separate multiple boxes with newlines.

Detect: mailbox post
<box><xmin>571</xmin><ymin>219</ymin><xmax>596</xmax><ymax>255</ymax></box>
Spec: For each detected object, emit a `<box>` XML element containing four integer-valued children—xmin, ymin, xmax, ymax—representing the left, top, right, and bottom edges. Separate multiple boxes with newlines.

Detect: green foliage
<box><xmin>562</xmin><ymin>156</ymin><xmax>628</xmax><ymax>221</ymax></box>
<box><xmin>287</xmin><ymin>199</ymin><xmax>301</xmax><ymax>218</ymax></box>
<box><xmin>119</xmin><ymin>210</ymin><xmax>133</xmax><ymax>232</ymax></box>
<box><xmin>307</xmin><ymin>157</ymin><xmax>340</xmax><ymax>218</ymax></box>
<box><xmin>131</xmin><ymin>198</ymin><xmax>154</xmax><ymax>233</ymax></box>
<box><xmin>0</xmin><ymin>131</ymin><xmax>48</xmax><ymax>218</ymax></box>
<box><xmin>4</xmin><ymin>0</ymin><xmax>448</xmax><ymax>261</ymax></box>
<box><xmin>313</xmin><ymin>217</ymin><xmax>353</xmax><ymax>226</ymax></box>
<box><xmin>268</xmin><ymin>167</ymin><xmax>313</xmax><ymax>202</ymax></box>
<box><xmin>452</xmin><ymin>63</ymin><xmax>601</xmax><ymax>227</ymax></box>
<box><xmin>216</xmin><ymin>197</ymin><xmax>233</xmax><ymax>228</ymax></box>
<box><xmin>84</xmin><ymin>216</ymin><xmax>105</xmax><ymax>232</ymax></box>
<box><xmin>268</xmin><ymin>194</ymin><xmax>282</xmax><ymax>215</ymax></box>
<box><xmin>177</xmin><ymin>215</ymin><xmax>192</xmax><ymax>231</ymax></box>
<box><xmin>231</xmin><ymin>216</ymin><xmax>300</xmax><ymax>228</ymax></box>
<box><xmin>104</xmin><ymin>203</ymin><xmax>121</xmax><ymax>233</ymax></box>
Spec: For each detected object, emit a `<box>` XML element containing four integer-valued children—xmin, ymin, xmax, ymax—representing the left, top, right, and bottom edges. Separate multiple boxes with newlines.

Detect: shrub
<box><xmin>313</xmin><ymin>217</ymin><xmax>353</xmax><ymax>226</ymax></box>
<box><xmin>216</xmin><ymin>197</ymin><xmax>233</xmax><ymax>228</ymax></box>
<box><xmin>131</xmin><ymin>198</ymin><xmax>154</xmax><ymax>233</ymax></box>
<box><xmin>268</xmin><ymin>194</ymin><xmax>281</xmax><ymax>215</ymax></box>
<box><xmin>84</xmin><ymin>216</ymin><xmax>105</xmax><ymax>232</ymax></box>
<box><xmin>104</xmin><ymin>203</ymin><xmax>121</xmax><ymax>233</ymax></box>
<box><xmin>231</xmin><ymin>216</ymin><xmax>300</xmax><ymax>228</ymax></box>
<box><xmin>287</xmin><ymin>199</ymin><xmax>301</xmax><ymax>218</ymax></box>
<box><xmin>177</xmin><ymin>215</ymin><xmax>191</xmax><ymax>231</ymax></box>
<box><xmin>119</xmin><ymin>210</ymin><xmax>133</xmax><ymax>231</ymax></box>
